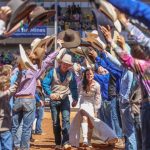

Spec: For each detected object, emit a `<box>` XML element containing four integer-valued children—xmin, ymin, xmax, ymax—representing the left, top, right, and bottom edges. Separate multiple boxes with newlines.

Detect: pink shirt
<box><xmin>114</xmin><ymin>47</ymin><xmax>150</xmax><ymax>100</ymax></box>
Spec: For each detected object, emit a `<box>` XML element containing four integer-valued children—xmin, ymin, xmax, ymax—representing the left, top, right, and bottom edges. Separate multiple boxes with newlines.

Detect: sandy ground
<box><xmin>30</xmin><ymin>111</ymin><xmax>124</xmax><ymax>150</ymax></box>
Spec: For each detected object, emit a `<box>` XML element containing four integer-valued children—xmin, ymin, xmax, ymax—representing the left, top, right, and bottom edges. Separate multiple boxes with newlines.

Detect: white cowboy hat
<box><xmin>60</xmin><ymin>54</ymin><xmax>73</xmax><ymax>66</ymax></box>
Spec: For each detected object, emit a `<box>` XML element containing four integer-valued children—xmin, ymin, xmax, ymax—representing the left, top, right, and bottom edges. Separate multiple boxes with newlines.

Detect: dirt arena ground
<box><xmin>30</xmin><ymin>111</ymin><xmax>124</xmax><ymax>150</ymax></box>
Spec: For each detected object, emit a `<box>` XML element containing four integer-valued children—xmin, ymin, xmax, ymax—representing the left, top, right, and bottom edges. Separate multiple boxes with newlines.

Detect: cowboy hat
<box><xmin>56</xmin><ymin>48</ymin><xmax>67</xmax><ymax>63</ymax></box>
<box><xmin>92</xmin><ymin>9</ymin><xmax>115</xmax><ymax>45</ymax></box>
<box><xmin>6</xmin><ymin>0</ymin><xmax>36</xmax><ymax>32</ymax></box>
<box><xmin>58</xmin><ymin>29</ymin><xmax>81</xmax><ymax>49</ymax></box>
<box><xmin>60</xmin><ymin>54</ymin><xmax>73</xmax><ymax>66</ymax></box>
<box><xmin>30</xmin><ymin>35</ymin><xmax>55</xmax><ymax>68</ymax></box>
<box><xmin>70</xmin><ymin>46</ymin><xmax>95</xmax><ymax>65</ymax></box>
<box><xmin>31</xmin><ymin>35</ymin><xmax>55</xmax><ymax>52</ymax></box>
<box><xmin>19</xmin><ymin>44</ymin><xmax>36</xmax><ymax>70</ymax></box>
<box><xmin>82</xmin><ymin>30</ymin><xmax>106</xmax><ymax>50</ymax></box>
<box><xmin>28</xmin><ymin>6</ymin><xmax>55</xmax><ymax>31</ymax></box>
<box><xmin>99</xmin><ymin>1</ymin><xmax>122</xmax><ymax>32</ymax></box>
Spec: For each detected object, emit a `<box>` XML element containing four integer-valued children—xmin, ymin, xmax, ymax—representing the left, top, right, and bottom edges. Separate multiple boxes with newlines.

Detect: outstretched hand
<box><xmin>116</xmin><ymin>35</ymin><xmax>126</xmax><ymax>50</ymax></box>
<box><xmin>100</xmin><ymin>25</ymin><xmax>112</xmax><ymax>43</ymax></box>
<box><xmin>57</xmin><ymin>39</ymin><xmax>64</xmax><ymax>49</ymax></box>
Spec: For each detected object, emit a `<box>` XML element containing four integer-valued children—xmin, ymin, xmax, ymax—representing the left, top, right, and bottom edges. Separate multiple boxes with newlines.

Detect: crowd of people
<box><xmin>57</xmin><ymin>3</ymin><xmax>96</xmax><ymax>33</ymax></box>
<box><xmin>0</xmin><ymin>51</ymin><xmax>16</xmax><ymax>65</ymax></box>
<box><xmin>0</xmin><ymin>0</ymin><xmax>150</xmax><ymax>150</ymax></box>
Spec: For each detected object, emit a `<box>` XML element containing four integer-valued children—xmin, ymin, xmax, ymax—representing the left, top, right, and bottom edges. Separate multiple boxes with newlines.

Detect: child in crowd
<box><xmin>0</xmin><ymin>65</ymin><xmax>20</xmax><ymax>150</ymax></box>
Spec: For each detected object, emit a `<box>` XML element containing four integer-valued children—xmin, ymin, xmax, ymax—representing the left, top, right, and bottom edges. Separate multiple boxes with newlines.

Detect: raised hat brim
<box><xmin>28</xmin><ymin>10</ymin><xmax>55</xmax><ymax>31</ymax></box>
<box><xmin>32</xmin><ymin>35</ymin><xmax>55</xmax><ymax>53</ymax></box>
<box><xmin>7</xmin><ymin>0</ymin><xmax>37</xmax><ymax>32</ymax></box>
<box><xmin>19</xmin><ymin>44</ymin><xmax>36</xmax><ymax>71</ymax></box>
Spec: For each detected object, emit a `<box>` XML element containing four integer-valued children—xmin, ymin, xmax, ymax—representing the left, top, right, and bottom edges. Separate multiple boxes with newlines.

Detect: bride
<box><xmin>69</xmin><ymin>68</ymin><xmax>118</xmax><ymax>148</ymax></box>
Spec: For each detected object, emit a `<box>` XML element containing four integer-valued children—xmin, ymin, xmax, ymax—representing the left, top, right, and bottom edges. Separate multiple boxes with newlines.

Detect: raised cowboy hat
<box><xmin>6</xmin><ymin>0</ymin><xmax>36</xmax><ymax>32</ymax></box>
<box><xmin>31</xmin><ymin>35</ymin><xmax>55</xmax><ymax>52</ymax></box>
<box><xmin>30</xmin><ymin>35</ymin><xmax>55</xmax><ymax>68</ymax></box>
<box><xmin>28</xmin><ymin>6</ymin><xmax>55</xmax><ymax>31</ymax></box>
<box><xmin>90</xmin><ymin>0</ymin><xmax>122</xmax><ymax>32</ymax></box>
<box><xmin>92</xmin><ymin>8</ymin><xmax>115</xmax><ymax>45</ymax></box>
<box><xmin>99</xmin><ymin>1</ymin><xmax>122</xmax><ymax>32</ymax></box>
<box><xmin>82</xmin><ymin>30</ymin><xmax>106</xmax><ymax>50</ymax></box>
<box><xmin>58</xmin><ymin>29</ymin><xmax>81</xmax><ymax>49</ymax></box>
<box><xmin>70</xmin><ymin>46</ymin><xmax>95</xmax><ymax>65</ymax></box>
<box><xmin>19</xmin><ymin>44</ymin><xmax>36</xmax><ymax>70</ymax></box>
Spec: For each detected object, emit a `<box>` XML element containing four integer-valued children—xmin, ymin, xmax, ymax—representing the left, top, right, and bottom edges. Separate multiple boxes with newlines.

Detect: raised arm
<box><xmin>36</xmin><ymin>51</ymin><xmax>58</xmax><ymax>79</ymax></box>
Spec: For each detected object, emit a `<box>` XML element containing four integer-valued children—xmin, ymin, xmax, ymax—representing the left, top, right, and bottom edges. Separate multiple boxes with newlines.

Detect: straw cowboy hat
<box><xmin>89</xmin><ymin>0</ymin><xmax>122</xmax><ymax>32</ymax></box>
<box><xmin>19</xmin><ymin>44</ymin><xmax>36</xmax><ymax>70</ymax></box>
<box><xmin>28</xmin><ymin>6</ymin><xmax>55</xmax><ymax>31</ymax></box>
<box><xmin>6</xmin><ymin>0</ymin><xmax>36</xmax><ymax>31</ymax></box>
<box><xmin>30</xmin><ymin>35</ymin><xmax>55</xmax><ymax>68</ymax></box>
<box><xmin>58</xmin><ymin>29</ymin><xmax>81</xmax><ymax>49</ymax></box>
<box><xmin>31</xmin><ymin>35</ymin><xmax>55</xmax><ymax>52</ymax></box>
<box><xmin>99</xmin><ymin>1</ymin><xmax>122</xmax><ymax>32</ymax></box>
<box><xmin>60</xmin><ymin>54</ymin><xmax>73</xmax><ymax>66</ymax></box>
<box><xmin>82</xmin><ymin>30</ymin><xmax>106</xmax><ymax>50</ymax></box>
<box><xmin>70</xmin><ymin>46</ymin><xmax>95</xmax><ymax>64</ymax></box>
<box><xmin>92</xmin><ymin>9</ymin><xmax>116</xmax><ymax>45</ymax></box>
<box><xmin>56</xmin><ymin>48</ymin><xmax>67</xmax><ymax>63</ymax></box>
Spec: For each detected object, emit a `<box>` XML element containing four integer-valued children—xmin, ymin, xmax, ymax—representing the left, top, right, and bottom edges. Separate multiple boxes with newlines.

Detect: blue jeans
<box><xmin>119</xmin><ymin>99</ymin><xmax>137</xmax><ymax>150</ymax></box>
<box><xmin>134</xmin><ymin>114</ymin><xmax>142</xmax><ymax>150</ymax></box>
<box><xmin>0</xmin><ymin>131</ymin><xmax>12</xmax><ymax>150</ymax></box>
<box><xmin>50</xmin><ymin>97</ymin><xmax>70</xmax><ymax>146</ymax></box>
<box><xmin>35</xmin><ymin>106</ymin><xmax>44</xmax><ymax>134</ymax></box>
<box><xmin>12</xmin><ymin>98</ymin><xmax>36</xmax><ymax>150</ymax></box>
<box><xmin>141</xmin><ymin>102</ymin><xmax>150</xmax><ymax>150</ymax></box>
<box><xmin>111</xmin><ymin>97</ymin><xmax>123</xmax><ymax>138</ymax></box>
<box><xmin>99</xmin><ymin>100</ymin><xmax>113</xmax><ymax>128</ymax></box>
<box><xmin>13</xmin><ymin>120</ymin><xmax>23</xmax><ymax>148</ymax></box>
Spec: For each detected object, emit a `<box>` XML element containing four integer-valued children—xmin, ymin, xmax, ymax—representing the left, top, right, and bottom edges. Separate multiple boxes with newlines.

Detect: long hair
<box><xmin>82</xmin><ymin>68</ymin><xmax>93</xmax><ymax>93</ymax></box>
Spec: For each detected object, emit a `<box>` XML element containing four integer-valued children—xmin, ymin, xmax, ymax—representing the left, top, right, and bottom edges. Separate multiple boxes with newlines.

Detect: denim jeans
<box><xmin>35</xmin><ymin>106</ymin><xmax>44</xmax><ymax>134</ymax></box>
<box><xmin>141</xmin><ymin>102</ymin><xmax>150</xmax><ymax>150</ymax></box>
<box><xmin>119</xmin><ymin>99</ymin><xmax>137</xmax><ymax>150</ymax></box>
<box><xmin>13</xmin><ymin>120</ymin><xmax>23</xmax><ymax>148</ymax></box>
<box><xmin>99</xmin><ymin>100</ymin><xmax>113</xmax><ymax>129</ymax></box>
<box><xmin>134</xmin><ymin>114</ymin><xmax>142</xmax><ymax>150</ymax></box>
<box><xmin>12</xmin><ymin>98</ymin><xmax>36</xmax><ymax>150</ymax></box>
<box><xmin>0</xmin><ymin>130</ymin><xmax>12</xmax><ymax>150</ymax></box>
<box><xmin>111</xmin><ymin>97</ymin><xmax>123</xmax><ymax>138</ymax></box>
<box><xmin>50</xmin><ymin>97</ymin><xmax>70</xmax><ymax>146</ymax></box>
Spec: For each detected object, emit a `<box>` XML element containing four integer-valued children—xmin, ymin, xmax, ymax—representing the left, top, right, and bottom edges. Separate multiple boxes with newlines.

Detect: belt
<box><xmin>15</xmin><ymin>95</ymin><xmax>34</xmax><ymax>99</ymax></box>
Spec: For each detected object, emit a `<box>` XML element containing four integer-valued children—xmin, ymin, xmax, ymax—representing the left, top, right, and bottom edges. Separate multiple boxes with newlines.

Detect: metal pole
<box><xmin>54</xmin><ymin>0</ymin><xmax>58</xmax><ymax>50</ymax></box>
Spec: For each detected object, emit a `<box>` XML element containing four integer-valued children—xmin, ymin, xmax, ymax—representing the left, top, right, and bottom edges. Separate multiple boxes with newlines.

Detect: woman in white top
<box><xmin>69</xmin><ymin>68</ymin><xmax>118</xmax><ymax>148</ymax></box>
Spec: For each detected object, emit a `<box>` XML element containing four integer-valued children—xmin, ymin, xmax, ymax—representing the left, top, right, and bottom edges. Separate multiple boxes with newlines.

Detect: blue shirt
<box><xmin>94</xmin><ymin>73</ymin><xmax>110</xmax><ymax>100</ymax></box>
<box><xmin>108</xmin><ymin>0</ymin><xmax>150</xmax><ymax>28</ymax></box>
<box><xmin>42</xmin><ymin>67</ymin><xmax>78</xmax><ymax>101</ymax></box>
<box><xmin>95</xmin><ymin>52</ymin><xmax>133</xmax><ymax>101</ymax></box>
<box><xmin>95</xmin><ymin>52</ymin><xmax>122</xmax><ymax>94</ymax></box>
